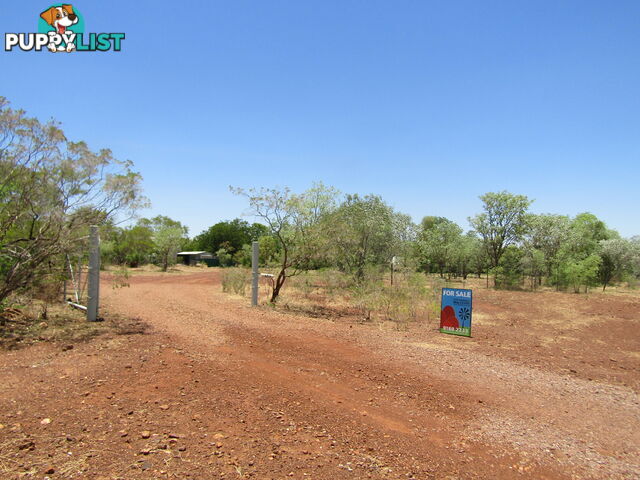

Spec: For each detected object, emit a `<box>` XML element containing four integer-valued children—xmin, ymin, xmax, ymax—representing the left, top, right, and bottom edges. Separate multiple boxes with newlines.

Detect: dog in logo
<box><xmin>40</xmin><ymin>4</ymin><xmax>78</xmax><ymax>52</ymax></box>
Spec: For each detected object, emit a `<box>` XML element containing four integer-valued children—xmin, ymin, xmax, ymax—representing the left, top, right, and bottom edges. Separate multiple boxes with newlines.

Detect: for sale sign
<box><xmin>440</xmin><ymin>288</ymin><xmax>472</xmax><ymax>337</ymax></box>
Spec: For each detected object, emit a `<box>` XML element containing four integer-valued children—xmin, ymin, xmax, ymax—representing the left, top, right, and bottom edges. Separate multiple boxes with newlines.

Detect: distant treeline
<box><xmin>1</xmin><ymin>93</ymin><xmax>638</xmax><ymax>307</ymax></box>
<box><xmin>103</xmin><ymin>185</ymin><xmax>640</xmax><ymax>302</ymax></box>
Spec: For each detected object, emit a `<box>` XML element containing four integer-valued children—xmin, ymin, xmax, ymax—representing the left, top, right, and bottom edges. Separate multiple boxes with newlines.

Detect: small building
<box><xmin>176</xmin><ymin>251</ymin><xmax>215</xmax><ymax>266</ymax></box>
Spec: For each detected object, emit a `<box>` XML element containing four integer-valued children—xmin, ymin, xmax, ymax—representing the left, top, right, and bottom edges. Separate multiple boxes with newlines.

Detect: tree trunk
<box><xmin>270</xmin><ymin>269</ymin><xmax>286</xmax><ymax>303</ymax></box>
<box><xmin>270</xmin><ymin>247</ymin><xmax>288</xmax><ymax>303</ymax></box>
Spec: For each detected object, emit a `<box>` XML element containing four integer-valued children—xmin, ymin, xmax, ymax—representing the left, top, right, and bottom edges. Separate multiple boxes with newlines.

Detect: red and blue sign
<box><xmin>440</xmin><ymin>288</ymin><xmax>472</xmax><ymax>337</ymax></box>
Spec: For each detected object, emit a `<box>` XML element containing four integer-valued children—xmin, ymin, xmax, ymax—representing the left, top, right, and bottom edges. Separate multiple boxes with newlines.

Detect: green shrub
<box><xmin>216</xmin><ymin>248</ymin><xmax>234</xmax><ymax>268</ymax></box>
<box><xmin>494</xmin><ymin>246</ymin><xmax>523</xmax><ymax>289</ymax></box>
<box><xmin>111</xmin><ymin>266</ymin><xmax>130</xmax><ymax>289</ymax></box>
<box><xmin>561</xmin><ymin>254</ymin><xmax>602</xmax><ymax>293</ymax></box>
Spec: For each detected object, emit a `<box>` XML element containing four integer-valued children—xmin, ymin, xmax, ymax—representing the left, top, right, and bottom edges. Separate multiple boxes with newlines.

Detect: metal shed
<box><xmin>176</xmin><ymin>251</ymin><xmax>215</xmax><ymax>266</ymax></box>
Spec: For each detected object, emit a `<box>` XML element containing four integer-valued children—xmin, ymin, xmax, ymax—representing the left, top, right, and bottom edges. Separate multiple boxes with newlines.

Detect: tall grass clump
<box><xmin>351</xmin><ymin>267</ymin><xmax>430</xmax><ymax>326</ymax></box>
<box><xmin>221</xmin><ymin>268</ymin><xmax>250</xmax><ymax>296</ymax></box>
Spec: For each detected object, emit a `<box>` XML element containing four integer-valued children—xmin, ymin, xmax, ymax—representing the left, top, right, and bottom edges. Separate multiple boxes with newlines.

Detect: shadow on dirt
<box><xmin>0</xmin><ymin>306</ymin><xmax>150</xmax><ymax>350</ymax></box>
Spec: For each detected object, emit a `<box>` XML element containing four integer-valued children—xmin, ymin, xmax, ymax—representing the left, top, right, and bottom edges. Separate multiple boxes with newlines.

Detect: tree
<box><xmin>390</xmin><ymin>212</ymin><xmax>418</xmax><ymax>270</ymax></box>
<box><xmin>180</xmin><ymin>237</ymin><xmax>200</xmax><ymax>252</ymax></box>
<box><xmin>520</xmin><ymin>245</ymin><xmax>546</xmax><ymax>289</ymax></box>
<box><xmin>139</xmin><ymin>216</ymin><xmax>188</xmax><ymax>271</ymax></box>
<box><xmin>417</xmin><ymin>217</ymin><xmax>462</xmax><ymax>277</ymax></box>
<box><xmin>599</xmin><ymin>238</ymin><xmax>634</xmax><ymax>290</ymax></box>
<box><xmin>324</xmin><ymin>194</ymin><xmax>406</xmax><ymax>281</ymax></box>
<box><xmin>468</xmin><ymin>233</ymin><xmax>489</xmax><ymax>278</ymax></box>
<box><xmin>0</xmin><ymin>97</ymin><xmax>145</xmax><ymax>304</ymax></box>
<box><xmin>566</xmin><ymin>213</ymin><xmax>611</xmax><ymax>258</ymax></box>
<box><xmin>194</xmin><ymin>219</ymin><xmax>269</xmax><ymax>260</ymax></box>
<box><xmin>256</xmin><ymin>235</ymin><xmax>281</xmax><ymax>266</ymax></box>
<box><xmin>631</xmin><ymin>237</ymin><xmax>640</xmax><ymax>279</ymax></box>
<box><xmin>561</xmin><ymin>254</ymin><xmax>601</xmax><ymax>293</ymax></box>
<box><xmin>452</xmin><ymin>232</ymin><xmax>479</xmax><ymax>280</ymax></box>
<box><xmin>525</xmin><ymin>214</ymin><xmax>571</xmax><ymax>278</ymax></box>
<box><xmin>215</xmin><ymin>247</ymin><xmax>234</xmax><ymax>267</ymax></box>
<box><xmin>231</xmin><ymin>183</ymin><xmax>338</xmax><ymax>302</ymax></box>
<box><xmin>469</xmin><ymin>191</ymin><xmax>532</xmax><ymax>268</ymax></box>
<box><xmin>233</xmin><ymin>235</ymin><xmax>281</xmax><ymax>267</ymax></box>
<box><xmin>493</xmin><ymin>245</ymin><xmax>523</xmax><ymax>289</ymax></box>
<box><xmin>111</xmin><ymin>225</ymin><xmax>155</xmax><ymax>267</ymax></box>
<box><xmin>552</xmin><ymin>213</ymin><xmax>612</xmax><ymax>291</ymax></box>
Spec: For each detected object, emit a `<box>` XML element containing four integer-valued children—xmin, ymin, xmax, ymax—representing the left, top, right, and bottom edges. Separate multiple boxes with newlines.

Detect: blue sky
<box><xmin>3</xmin><ymin>1</ymin><xmax>639</xmax><ymax>237</ymax></box>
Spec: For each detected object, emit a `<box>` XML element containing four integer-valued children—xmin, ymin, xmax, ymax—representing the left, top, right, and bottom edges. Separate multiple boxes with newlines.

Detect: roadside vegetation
<box><xmin>1</xmin><ymin>97</ymin><xmax>640</xmax><ymax>342</ymax></box>
<box><xmin>218</xmin><ymin>185</ymin><xmax>639</xmax><ymax>327</ymax></box>
<box><xmin>226</xmin><ymin>185</ymin><xmax>639</xmax><ymax>297</ymax></box>
<box><xmin>0</xmin><ymin>97</ymin><xmax>149</xmax><ymax>346</ymax></box>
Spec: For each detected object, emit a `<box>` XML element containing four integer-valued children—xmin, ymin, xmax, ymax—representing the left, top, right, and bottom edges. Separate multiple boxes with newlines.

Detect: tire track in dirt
<box><xmin>99</xmin><ymin>271</ymin><xmax>588</xmax><ymax>479</ymax></box>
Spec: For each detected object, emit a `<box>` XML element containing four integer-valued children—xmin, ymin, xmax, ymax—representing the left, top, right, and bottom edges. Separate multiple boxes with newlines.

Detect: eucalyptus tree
<box><xmin>554</xmin><ymin>213</ymin><xmax>611</xmax><ymax>291</ymax></box>
<box><xmin>323</xmin><ymin>194</ymin><xmax>411</xmax><ymax>282</ymax></box>
<box><xmin>452</xmin><ymin>231</ymin><xmax>480</xmax><ymax>280</ymax></box>
<box><xmin>417</xmin><ymin>216</ymin><xmax>462</xmax><ymax>277</ymax></box>
<box><xmin>193</xmin><ymin>219</ymin><xmax>269</xmax><ymax>258</ymax></box>
<box><xmin>599</xmin><ymin>238</ymin><xmax>635</xmax><ymax>290</ymax></box>
<box><xmin>0</xmin><ymin>97</ymin><xmax>145</xmax><ymax>303</ymax></box>
<box><xmin>231</xmin><ymin>182</ymin><xmax>339</xmax><ymax>302</ymax></box>
<box><xmin>138</xmin><ymin>216</ymin><xmax>188</xmax><ymax>272</ymax></box>
<box><xmin>468</xmin><ymin>191</ymin><xmax>532</xmax><ymax>269</ymax></box>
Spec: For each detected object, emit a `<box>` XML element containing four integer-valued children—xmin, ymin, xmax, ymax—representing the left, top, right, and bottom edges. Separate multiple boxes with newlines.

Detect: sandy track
<box><xmin>0</xmin><ymin>271</ymin><xmax>638</xmax><ymax>479</ymax></box>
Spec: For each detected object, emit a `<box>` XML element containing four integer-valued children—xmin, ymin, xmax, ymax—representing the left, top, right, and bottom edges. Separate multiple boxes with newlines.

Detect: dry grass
<box><xmin>0</xmin><ymin>437</ymin><xmax>24</xmax><ymax>476</ymax></box>
<box><xmin>0</xmin><ymin>301</ymin><xmax>148</xmax><ymax>350</ymax></box>
<box><xmin>0</xmin><ymin>434</ymin><xmax>106</xmax><ymax>478</ymax></box>
<box><xmin>221</xmin><ymin>267</ymin><xmax>251</xmax><ymax>296</ymax></box>
<box><xmin>254</xmin><ymin>269</ymin><xmax>441</xmax><ymax>329</ymax></box>
<box><xmin>217</xmin><ymin>268</ymin><xmax>640</xmax><ymax>346</ymax></box>
<box><xmin>473</xmin><ymin>311</ymin><xmax>501</xmax><ymax>326</ymax></box>
<box><xmin>103</xmin><ymin>263</ymin><xmax>207</xmax><ymax>276</ymax></box>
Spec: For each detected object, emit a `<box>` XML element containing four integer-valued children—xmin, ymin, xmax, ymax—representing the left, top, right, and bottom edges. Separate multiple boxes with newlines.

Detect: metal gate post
<box><xmin>87</xmin><ymin>225</ymin><xmax>100</xmax><ymax>321</ymax></box>
<box><xmin>251</xmin><ymin>241</ymin><xmax>259</xmax><ymax>306</ymax></box>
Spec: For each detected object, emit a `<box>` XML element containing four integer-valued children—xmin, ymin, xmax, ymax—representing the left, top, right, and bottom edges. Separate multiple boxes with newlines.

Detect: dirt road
<box><xmin>1</xmin><ymin>270</ymin><xmax>638</xmax><ymax>479</ymax></box>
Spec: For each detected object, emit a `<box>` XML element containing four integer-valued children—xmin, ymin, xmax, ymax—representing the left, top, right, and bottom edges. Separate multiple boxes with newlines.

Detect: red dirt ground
<box><xmin>1</xmin><ymin>270</ymin><xmax>638</xmax><ymax>479</ymax></box>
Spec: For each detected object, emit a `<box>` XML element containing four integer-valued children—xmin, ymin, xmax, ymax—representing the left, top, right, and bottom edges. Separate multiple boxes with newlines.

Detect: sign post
<box><xmin>439</xmin><ymin>288</ymin><xmax>472</xmax><ymax>337</ymax></box>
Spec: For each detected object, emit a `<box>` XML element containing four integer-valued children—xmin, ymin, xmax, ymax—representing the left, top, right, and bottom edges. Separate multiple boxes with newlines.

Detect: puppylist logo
<box><xmin>5</xmin><ymin>4</ymin><xmax>125</xmax><ymax>52</ymax></box>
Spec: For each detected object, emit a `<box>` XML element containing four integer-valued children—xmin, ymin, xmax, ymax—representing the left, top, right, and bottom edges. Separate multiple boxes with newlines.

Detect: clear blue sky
<box><xmin>3</xmin><ymin>1</ymin><xmax>639</xmax><ymax>237</ymax></box>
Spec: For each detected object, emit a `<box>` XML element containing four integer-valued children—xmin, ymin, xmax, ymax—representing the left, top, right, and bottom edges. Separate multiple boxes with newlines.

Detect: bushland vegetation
<box><xmin>212</xmin><ymin>184</ymin><xmax>639</xmax><ymax>326</ymax></box>
<box><xmin>0</xmin><ymin>97</ymin><xmax>148</xmax><ymax>342</ymax></box>
<box><xmin>100</xmin><ymin>215</ymin><xmax>189</xmax><ymax>272</ymax></box>
<box><xmin>0</xmin><ymin>98</ymin><xmax>145</xmax><ymax>310</ymax></box>
<box><xmin>226</xmin><ymin>185</ymin><xmax>639</xmax><ymax>299</ymax></box>
<box><xmin>2</xmin><ymin>97</ymin><xmax>639</xmax><ymax>333</ymax></box>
